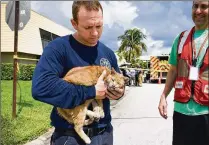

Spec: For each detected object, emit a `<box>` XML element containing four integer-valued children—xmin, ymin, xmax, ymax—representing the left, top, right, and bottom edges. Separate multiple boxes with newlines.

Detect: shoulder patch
<box><xmin>100</xmin><ymin>58</ymin><xmax>111</xmax><ymax>70</ymax></box>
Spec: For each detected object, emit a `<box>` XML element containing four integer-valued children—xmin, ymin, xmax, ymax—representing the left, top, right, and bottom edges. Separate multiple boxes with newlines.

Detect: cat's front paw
<box><xmin>93</xmin><ymin>108</ymin><xmax>101</xmax><ymax>122</ymax></box>
<box><xmin>99</xmin><ymin>110</ymin><xmax>105</xmax><ymax>118</ymax></box>
<box><xmin>94</xmin><ymin>112</ymin><xmax>100</xmax><ymax>120</ymax></box>
<box><xmin>94</xmin><ymin>107</ymin><xmax>105</xmax><ymax>119</ymax></box>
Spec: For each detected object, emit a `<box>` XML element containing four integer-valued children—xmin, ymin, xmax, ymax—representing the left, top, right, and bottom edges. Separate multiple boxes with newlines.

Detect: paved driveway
<box><xmin>111</xmin><ymin>84</ymin><xmax>174</xmax><ymax>145</ymax></box>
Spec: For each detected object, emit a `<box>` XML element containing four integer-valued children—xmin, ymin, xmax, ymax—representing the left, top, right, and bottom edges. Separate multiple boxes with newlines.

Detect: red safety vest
<box><xmin>174</xmin><ymin>27</ymin><xmax>209</xmax><ymax>106</ymax></box>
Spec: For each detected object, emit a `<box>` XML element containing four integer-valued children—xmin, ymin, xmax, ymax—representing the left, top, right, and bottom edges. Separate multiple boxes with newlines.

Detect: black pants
<box><xmin>173</xmin><ymin>111</ymin><xmax>209</xmax><ymax>145</ymax></box>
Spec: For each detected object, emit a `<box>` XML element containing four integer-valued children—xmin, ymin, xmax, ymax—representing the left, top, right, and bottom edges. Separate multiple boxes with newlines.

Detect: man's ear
<box><xmin>71</xmin><ymin>19</ymin><xmax>78</xmax><ymax>30</ymax></box>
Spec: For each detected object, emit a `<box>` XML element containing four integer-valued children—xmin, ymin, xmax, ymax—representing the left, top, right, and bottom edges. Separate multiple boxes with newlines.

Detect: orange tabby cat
<box><xmin>57</xmin><ymin>66</ymin><xmax>128</xmax><ymax>144</ymax></box>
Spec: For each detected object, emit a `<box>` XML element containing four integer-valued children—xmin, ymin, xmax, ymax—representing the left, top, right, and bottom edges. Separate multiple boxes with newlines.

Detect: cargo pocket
<box><xmin>174</xmin><ymin>77</ymin><xmax>190</xmax><ymax>102</ymax></box>
<box><xmin>196</xmin><ymin>79</ymin><xmax>209</xmax><ymax>105</ymax></box>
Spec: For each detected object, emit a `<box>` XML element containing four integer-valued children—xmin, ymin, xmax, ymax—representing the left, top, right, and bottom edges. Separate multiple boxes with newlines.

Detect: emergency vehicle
<box><xmin>149</xmin><ymin>55</ymin><xmax>170</xmax><ymax>82</ymax></box>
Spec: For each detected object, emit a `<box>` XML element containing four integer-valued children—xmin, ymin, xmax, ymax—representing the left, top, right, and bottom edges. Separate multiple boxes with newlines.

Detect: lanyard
<box><xmin>191</xmin><ymin>31</ymin><xmax>208</xmax><ymax>66</ymax></box>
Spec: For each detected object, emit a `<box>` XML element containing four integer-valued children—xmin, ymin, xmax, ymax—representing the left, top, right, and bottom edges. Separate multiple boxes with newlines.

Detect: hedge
<box><xmin>1</xmin><ymin>63</ymin><xmax>36</xmax><ymax>80</ymax></box>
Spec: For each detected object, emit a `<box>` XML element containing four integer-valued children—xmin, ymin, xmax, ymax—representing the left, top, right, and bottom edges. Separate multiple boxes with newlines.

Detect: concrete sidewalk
<box><xmin>111</xmin><ymin>84</ymin><xmax>174</xmax><ymax>145</ymax></box>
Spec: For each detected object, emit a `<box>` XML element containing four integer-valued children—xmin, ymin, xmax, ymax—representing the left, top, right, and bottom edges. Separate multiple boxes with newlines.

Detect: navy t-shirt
<box><xmin>32</xmin><ymin>35</ymin><xmax>120</xmax><ymax>128</ymax></box>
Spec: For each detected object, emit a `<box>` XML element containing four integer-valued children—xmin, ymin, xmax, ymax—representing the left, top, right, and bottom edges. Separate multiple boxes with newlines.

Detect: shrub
<box><xmin>1</xmin><ymin>63</ymin><xmax>13</xmax><ymax>80</ymax></box>
<box><xmin>1</xmin><ymin>63</ymin><xmax>36</xmax><ymax>80</ymax></box>
<box><xmin>18</xmin><ymin>64</ymin><xmax>36</xmax><ymax>80</ymax></box>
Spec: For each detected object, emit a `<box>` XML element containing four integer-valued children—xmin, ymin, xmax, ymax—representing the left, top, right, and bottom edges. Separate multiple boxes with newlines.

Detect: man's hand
<box><xmin>158</xmin><ymin>94</ymin><xmax>168</xmax><ymax>119</ymax></box>
<box><xmin>95</xmin><ymin>70</ymin><xmax>107</xmax><ymax>99</ymax></box>
<box><xmin>106</xmin><ymin>86</ymin><xmax>125</xmax><ymax>100</ymax></box>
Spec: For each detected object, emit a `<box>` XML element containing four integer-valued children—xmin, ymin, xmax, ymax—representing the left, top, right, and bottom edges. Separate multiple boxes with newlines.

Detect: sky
<box><xmin>31</xmin><ymin>1</ymin><xmax>193</xmax><ymax>56</ymax></box>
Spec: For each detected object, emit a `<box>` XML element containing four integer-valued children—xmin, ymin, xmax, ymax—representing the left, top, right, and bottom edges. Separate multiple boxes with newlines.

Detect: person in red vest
<box><xmin>158</xmin><ymin>0</ymin><xmax>208</xmax><ymax>145</ymax></box>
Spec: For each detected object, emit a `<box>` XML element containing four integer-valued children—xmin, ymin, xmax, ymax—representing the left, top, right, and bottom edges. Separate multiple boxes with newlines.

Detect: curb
<box><xmin>24</xmin><ymin>128</ymin><xmax>54</xmax><ymax>145</ymax></box>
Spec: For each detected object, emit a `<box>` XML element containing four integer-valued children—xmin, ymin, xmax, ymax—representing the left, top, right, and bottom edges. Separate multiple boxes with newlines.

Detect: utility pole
<box><xmin>12</xmin><ymin>1</ymin><xmax>20</xmax><ymax>119</ymax></box>
<box><xmin>6</xmin><ymin>1</ymin><xmax>31</xmax><ymax>118</ymax></box>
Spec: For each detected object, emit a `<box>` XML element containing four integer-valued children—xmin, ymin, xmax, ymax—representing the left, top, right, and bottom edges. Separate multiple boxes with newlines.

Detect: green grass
<box><xmin>1</xmin><ymin>80</ymin><xmax>53</xmax><ymax>145</ymax></box>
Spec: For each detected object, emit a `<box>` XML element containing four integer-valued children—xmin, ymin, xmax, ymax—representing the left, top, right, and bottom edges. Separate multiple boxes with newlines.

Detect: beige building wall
<box><xmin>1</xmin><ymin>3</ymin><xmax>73</xmax><ymax>57</ymax></box>
<box><xmin>1</xmin><ymin>52</ymin><xmax>39</xmax><ymax>64</ymax></box>
<box><xmin>1</xmin><ymin>53</ymin><xmax>13</xmax><ymax>63</ymax></box>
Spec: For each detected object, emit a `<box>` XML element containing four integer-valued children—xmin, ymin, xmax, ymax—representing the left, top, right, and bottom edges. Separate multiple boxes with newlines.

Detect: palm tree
<box><xmin>117</xmin><ymin>28</ymin><xmax>147</xmax><ymax>64</ymax></box>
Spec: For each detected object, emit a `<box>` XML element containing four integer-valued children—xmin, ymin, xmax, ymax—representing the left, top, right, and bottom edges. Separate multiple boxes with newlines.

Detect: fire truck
<box><xmin>149</xmin><ymin>55</ymin><xmax>170</xmax><ymax>83</ymax></box>
<box><xmin>118</xmin><ymin>55</ymin><xmax>170</xmax><ymax>83</ymax></box>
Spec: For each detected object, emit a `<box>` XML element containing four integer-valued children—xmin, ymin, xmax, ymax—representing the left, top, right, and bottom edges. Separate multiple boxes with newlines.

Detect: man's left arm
<box><xmin>106</xmin><ymin>52</ymin><xmax>125</xmax><ymax>100</ymax></box>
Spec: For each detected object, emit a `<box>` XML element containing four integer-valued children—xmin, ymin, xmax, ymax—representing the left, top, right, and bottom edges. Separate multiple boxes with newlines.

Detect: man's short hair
<box><xmin>72</xmin><ymin>1</ymin><xmax>103</xmax><ymax>23</ymax></box>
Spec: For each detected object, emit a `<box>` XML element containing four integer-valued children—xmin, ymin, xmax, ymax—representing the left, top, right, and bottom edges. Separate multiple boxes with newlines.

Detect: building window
<box><xmin>39</xmin><ymin>28</ymin><xmax>60</xmax><ymax>48</ymax></box>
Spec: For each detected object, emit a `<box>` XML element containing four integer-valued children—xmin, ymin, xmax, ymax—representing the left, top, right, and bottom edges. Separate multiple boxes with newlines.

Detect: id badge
<box><xmin>189</xmin><ymin>66</ymin><xmax>199</xmax><ymax>81</ymax></box>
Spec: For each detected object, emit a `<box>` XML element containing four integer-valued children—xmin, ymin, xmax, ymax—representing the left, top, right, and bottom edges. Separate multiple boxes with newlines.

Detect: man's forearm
<box><xmin>162</xmin><ymin>66</ymin><xmax>177</xmax><ymax>98</ymax></box>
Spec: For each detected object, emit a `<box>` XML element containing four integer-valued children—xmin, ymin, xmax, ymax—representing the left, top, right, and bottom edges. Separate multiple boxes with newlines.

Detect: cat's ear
<box><xmin>111</xmin><ymin>67</ymin><xmax>116</xmax><ymax>74</ymax></box>
<box><xmin>124</xmin><ymin>76</ymin><xmax>130</xmax><ymax>85</ymax></box>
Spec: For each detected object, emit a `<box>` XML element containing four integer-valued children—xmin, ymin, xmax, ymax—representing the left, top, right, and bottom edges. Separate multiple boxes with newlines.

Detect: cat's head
<box><xmin>105</xmin><ymin>68</ymin><xmax>129</xmax><ymax>90</ymax></box>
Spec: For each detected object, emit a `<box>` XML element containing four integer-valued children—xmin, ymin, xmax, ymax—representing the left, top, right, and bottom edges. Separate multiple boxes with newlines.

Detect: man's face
<box><xmin>192</xmin><ymin>0</ymin><xmax>209</xmax><ymax>29</ymax></box>
<box><xmin>71</xmin><ymin>6</ymin><xmax>103</xmax><ymax>46</ymax></box>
